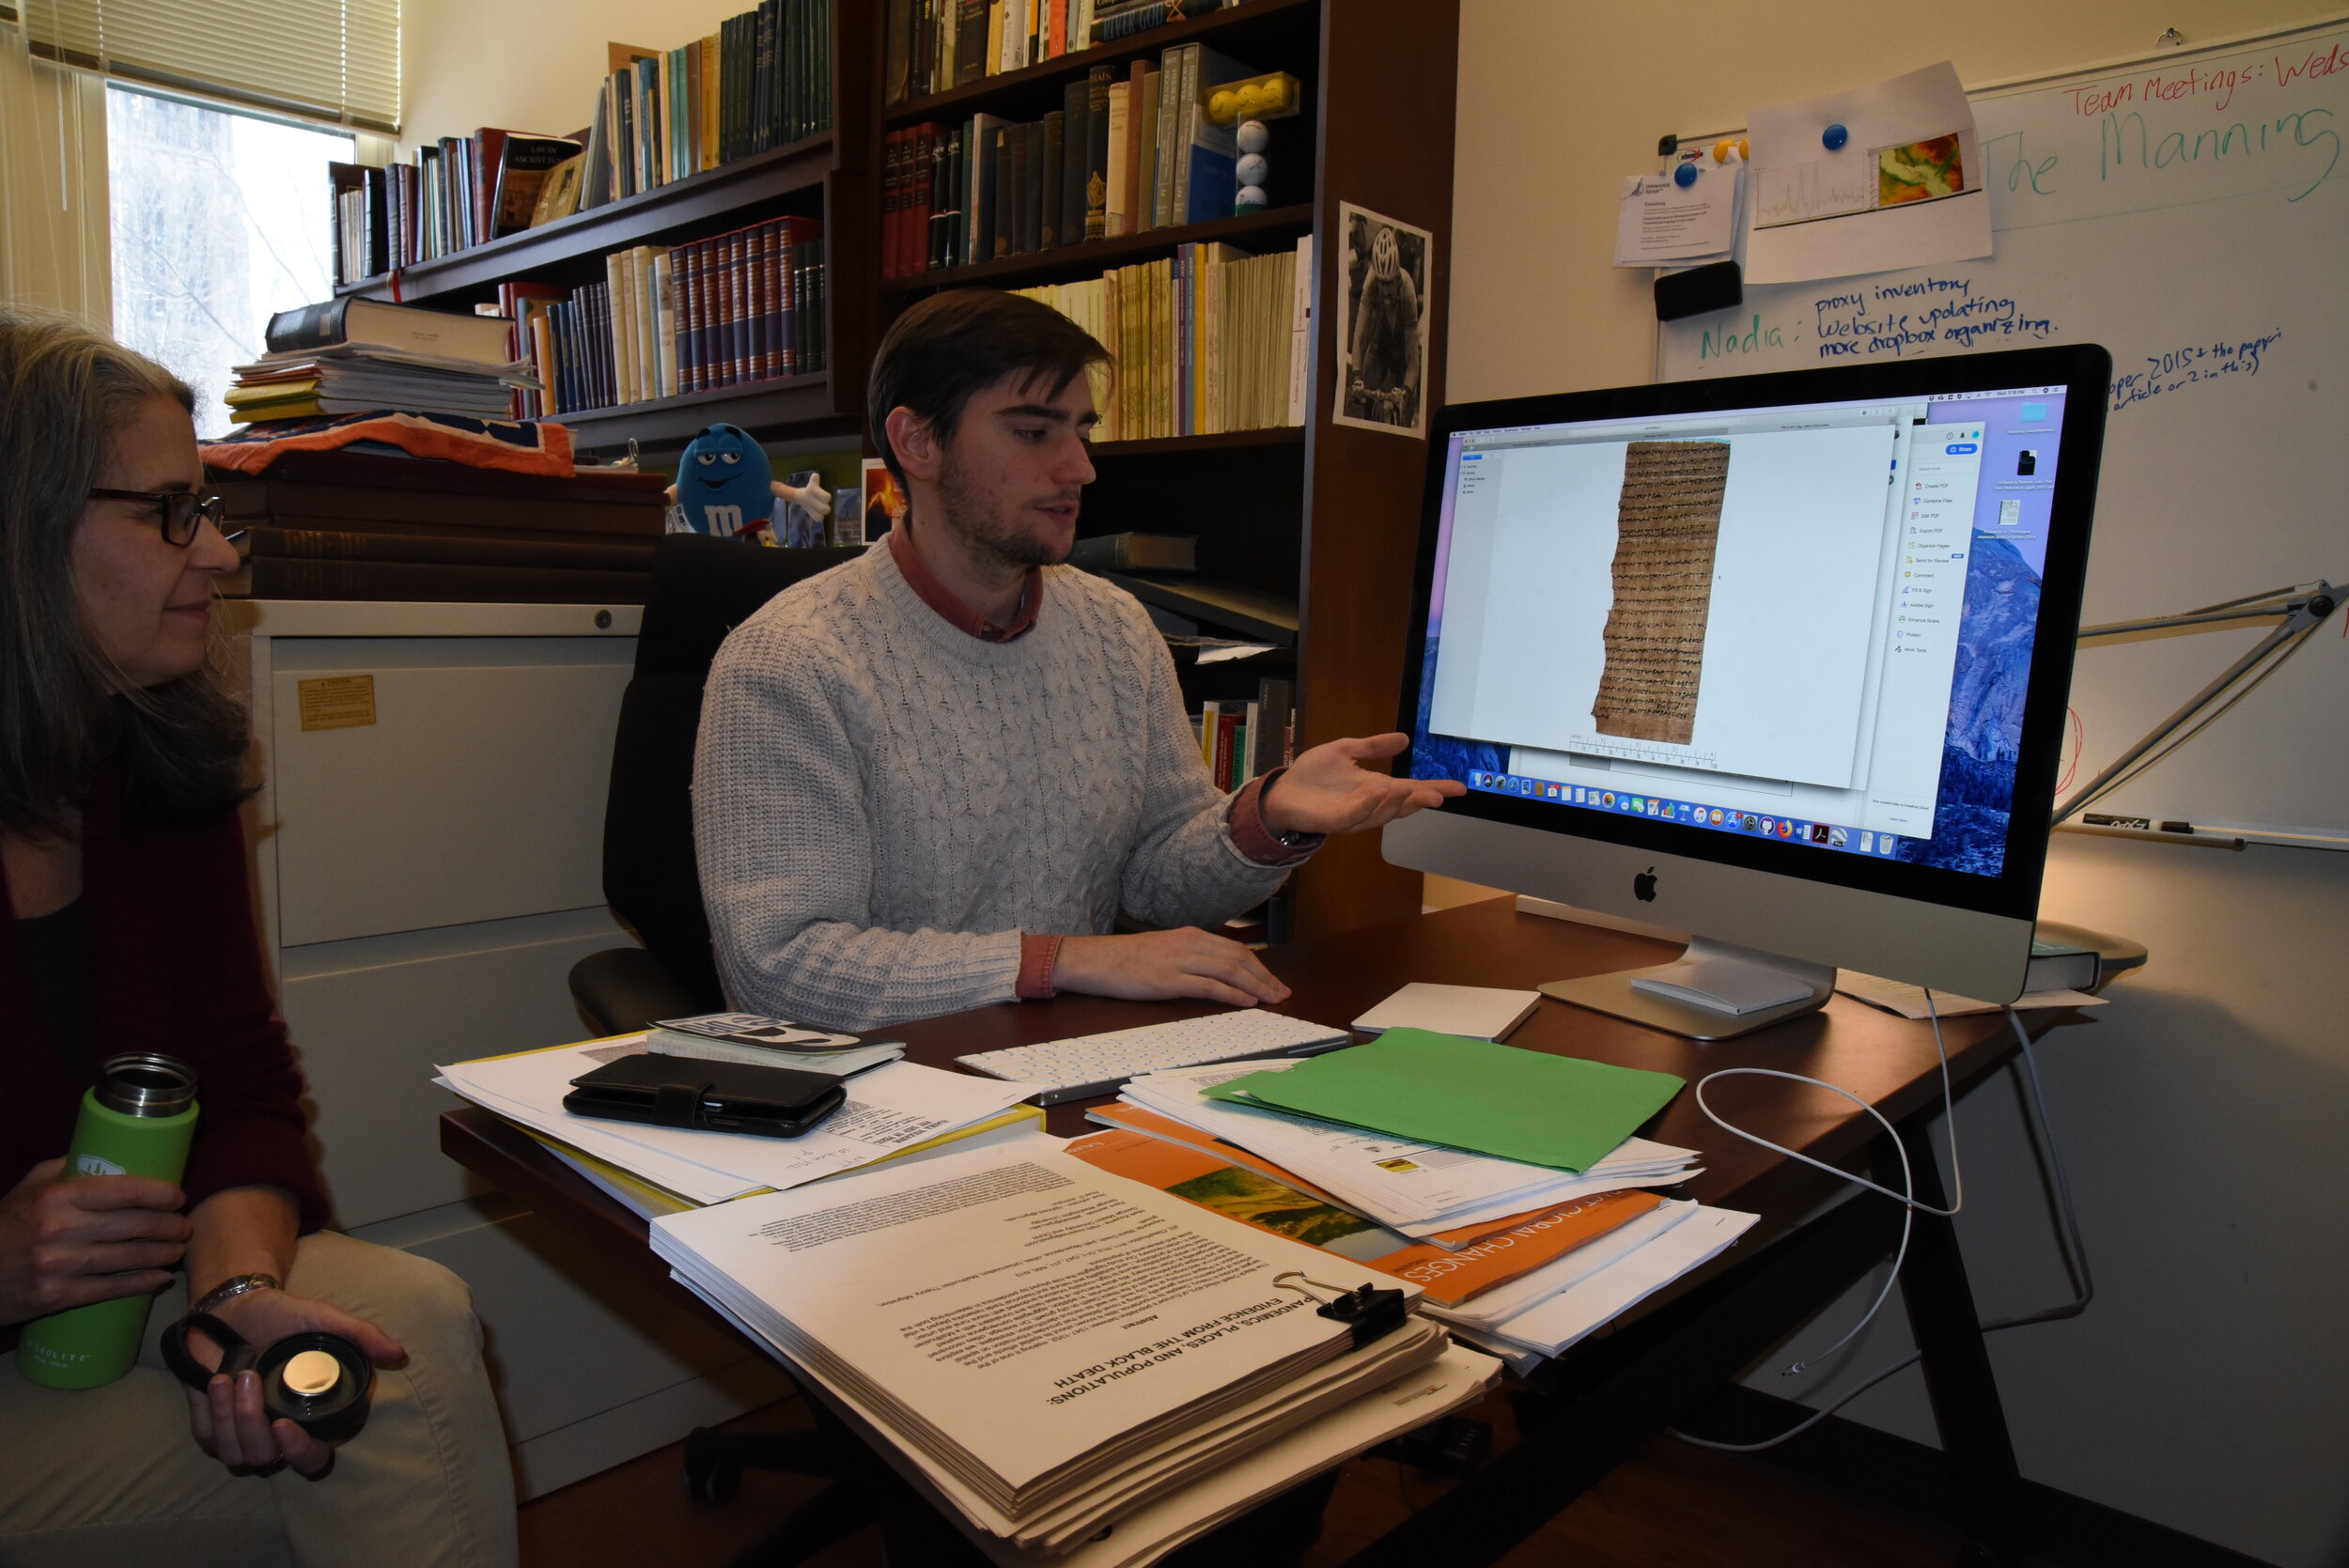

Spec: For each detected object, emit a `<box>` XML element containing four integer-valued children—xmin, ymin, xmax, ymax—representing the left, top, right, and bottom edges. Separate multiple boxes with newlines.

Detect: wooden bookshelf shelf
<box><xmin>549</xmin><ymin>372</ymin><xmax>849</xmax><ymax>450</ymax></box>
<box><xmin>337</xmin><ymin>133</ymin><xmax>836</xmax><ymax>308</ymax></box>
<box><xmin>885</xmin><ymin>0</ymin><xmax>1319</xmax><ymax>129</ymax></box>
<box><xmin>883</xmin><ymin>204</ymin><xmax>1313</xmax><ymax>295</ymax></box>
<box><xmin>1086</xmin><ymin>426</ymin><xmax>1303</xmax><ymax>458</ymax></box>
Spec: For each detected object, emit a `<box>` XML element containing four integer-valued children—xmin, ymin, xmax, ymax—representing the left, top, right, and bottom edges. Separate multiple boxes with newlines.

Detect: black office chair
<box><xmin>566</xmin><ymin>532</ymin><xmax>871</xmax><ymax>1566</ymax></box>
<box><xmin>568</xmin><ymin>532</ymin><xmax>865</xmax><ymax>1035</ymax></box>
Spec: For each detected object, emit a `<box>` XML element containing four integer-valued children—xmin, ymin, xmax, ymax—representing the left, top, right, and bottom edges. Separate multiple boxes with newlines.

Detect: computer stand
<box><xmin>1537</xmin><ymin>938</ymin><xmax>1835</xmax><ymax>1040</ymax></box>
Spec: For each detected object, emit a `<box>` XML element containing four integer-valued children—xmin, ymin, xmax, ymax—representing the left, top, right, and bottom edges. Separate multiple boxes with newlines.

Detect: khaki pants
<box><xmin>0</xmin><ymin>1231</ymin><xmax>519</xmax><ymax>1568</ymax></box>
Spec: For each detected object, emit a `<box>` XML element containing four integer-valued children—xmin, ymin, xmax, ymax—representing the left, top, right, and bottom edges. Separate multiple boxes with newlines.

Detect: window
<box><xmin>106</xmin><ymin>85</ymin><xmax>351</xmax><ymax>435</ymax></box>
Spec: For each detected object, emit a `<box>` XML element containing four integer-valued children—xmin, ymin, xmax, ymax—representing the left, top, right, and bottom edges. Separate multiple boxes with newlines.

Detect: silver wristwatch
<box><xmin>190</xmin><ymin>1273</ymin><xmax>282</xmax><ymax>1315</ymax></box>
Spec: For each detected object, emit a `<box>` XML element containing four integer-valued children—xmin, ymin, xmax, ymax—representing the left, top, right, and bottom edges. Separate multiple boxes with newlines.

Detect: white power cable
<box><xmin>1673</xmin><ymin>1001</ymin><xmax>2093</xmax><ymax>1453</ymax></box>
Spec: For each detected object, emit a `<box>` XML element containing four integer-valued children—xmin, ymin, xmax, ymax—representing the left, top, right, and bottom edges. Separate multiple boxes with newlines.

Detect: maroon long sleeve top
<box><xmin>0</xmin><ymin>770</ymin><xmax>330</xmax><ymax>1241</ymax></box>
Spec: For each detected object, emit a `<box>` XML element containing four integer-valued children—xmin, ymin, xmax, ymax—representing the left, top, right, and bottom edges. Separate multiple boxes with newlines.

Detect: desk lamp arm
<box><xmin>2052</xmin><ymin>578</ymin><xmax>2340</xmax><ymax>828</ymax></box>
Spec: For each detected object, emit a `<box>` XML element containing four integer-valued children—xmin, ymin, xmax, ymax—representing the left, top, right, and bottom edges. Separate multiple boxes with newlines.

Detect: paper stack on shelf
<box><xmin>651</xmin><ymin>1142</ymin><xmax>1500</xmax><ymax>1561</ymax></box>
<box><xmin>434</xmin><ymin>1036</ymin><xmax>1034</xmax><ymax>1206</ymax></box>
<box><xmin>226</xmin><ymin>342</ymin><xmax>540</xmax><ymax>425</ymax></box>
<box><xmin>1097</xmin><ymin>1059</ymin><xmax>1754</xmax><ymax>1362</ymax></box>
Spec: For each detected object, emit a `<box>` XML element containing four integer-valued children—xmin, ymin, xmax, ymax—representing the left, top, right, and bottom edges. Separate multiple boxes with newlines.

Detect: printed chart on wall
<box><xmin>1658</xmin><ymin>23</ymin><xmax>2349</xmax><ymax>842</ymax></box>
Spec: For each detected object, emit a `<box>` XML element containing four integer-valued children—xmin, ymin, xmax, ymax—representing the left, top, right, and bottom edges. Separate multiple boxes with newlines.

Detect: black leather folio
<box><xmin>565</xmin><ymin>1054</ymin><xmax>848</xmax><ymax>1139</ymax></box>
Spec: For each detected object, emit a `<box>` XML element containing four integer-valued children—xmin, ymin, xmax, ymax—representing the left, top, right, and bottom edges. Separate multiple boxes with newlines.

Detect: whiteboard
<box><xmin>1658</xmin><ymin>22</ymin><xmax>2349</xmax><ymax>841</ymax></box>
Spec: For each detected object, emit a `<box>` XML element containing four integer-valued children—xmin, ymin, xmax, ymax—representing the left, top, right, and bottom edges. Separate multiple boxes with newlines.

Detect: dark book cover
<box><xmin>758</xmin><ymin>221</ymin><xmax>782</xmax><ymax>380</ymax></box>
<box><xmin>1039</xmin><ymin>111</ymin><xmax>1064</xmax><ymax>250</ymax></box>
<box><xmin>973</xmin><ymin>120</ymin><xmax>1000</xmax><ymax>266</ymax></box>
<box><xmin>1084</xmin><ymin>65</ymin><xmax>1112</xmax><ymax>241</ymax></box>
<box><xmin>1020</xmin><ymin>120</ymin><xmax>1045</xmax><ymax>255</ymax></box>
<box><xmin>954</xmin><ymin>0</ymin><xmax>988</xmax><ymax>86</ymax></box>
<box><xmin>813</xmin><ymin>0</ymin><xmax>831</xmax><ymax>133</ymax></box>
<box><xmin>881</xmin><ymin>129</ymin><xmax>906</xmax><ymax>277</ymax></box>
<box><xmin>1006</xmin><ymin>123</ymin><xmax>1032</xmax><ymax>257</ymax></box>
<box><xmin>222</xmin><ymin>558</ymin><xmax>652</xmax><ymax>606</ymax></box>
<box><xmin>489</xmin><ymin>134</ymin><xmax>582</xmax><ymax>238</ymax></box>
<box><xmin>777</xmin><ymin>223</ymin><xmax>798</xmax><ymax>375</ymax></box>
<box><xmin>930</xmin><ymin>129</ymin><xmax>955</xmax><ymax>270</ymax></box>
<box><xmin>1060</xmin><ymin>79</ymin><xmax>1088</xmax><ymax>253</ymax></box>
<box><xmin>242</xmin><ymin>527</ymin><xmax>655</xmax><ymax>573</ymax></box>
<box><xmin>910</xmin><ymin>0</ymin><xmax>934</xmax><ymax>98</ymax></box>
<box><xmin>754</xmin><ymin>1</ymin><xmax>776</xmax><ymax>154</ymax></box>
<box><xmin>946</xmin><ymin>127</ymin><xmax>967</xmax><ymax>269</ymax></box>
<box><xmin>992</xmin><ymin>126</ymin><xmax>1015</xmax><ymax>260</ymax></box>
<box><xmin>884</xmin><ymin>0</ymin><xmax>911</xmax><ymax>104</ymax></box>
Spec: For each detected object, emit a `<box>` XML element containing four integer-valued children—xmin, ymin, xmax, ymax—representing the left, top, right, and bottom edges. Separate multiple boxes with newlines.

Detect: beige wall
<box><xmin>399</xmin><ymin>0</ymin><xmax>748</xmax><ymax>153</ymax></box>
<box><xmin>1453</xmin><ymin>5</ymin><xmax>2349</xmax><ymax>1564</ymax></box>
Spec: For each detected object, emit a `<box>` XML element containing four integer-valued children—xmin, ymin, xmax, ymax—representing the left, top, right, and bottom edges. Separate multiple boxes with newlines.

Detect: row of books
<box><xmin>506</xmin><ymin>219</ymin><xmax>828</xmax><ymax>418</ymax></box>
<box><xmin>1014</xmin><ymin>236</ymin><xmax>1307</xmax><ymax>442</ymax></box>
<box><xmin>587</xmin><ymin>2</ymin><xmax>833</xmax><ymax>212</ymax></box>
<box><xmin>883</xmin><ymin>40</ymin><xmax>1263</xmax><ymax>278</ymax></box>
<box><xmin>1194</xmin><ymin>676</ymin><xmax>1293</xmax><ymax>792</ymax></box>
<box><xmin>330</xmin><ymin>133</ymin><xmax>581</xmax><ymax>281</ymax></box>
<box><xmin>882</xmin><ymin>0</ymin><xmax>1255</xmax><ymax>101</ymax></box>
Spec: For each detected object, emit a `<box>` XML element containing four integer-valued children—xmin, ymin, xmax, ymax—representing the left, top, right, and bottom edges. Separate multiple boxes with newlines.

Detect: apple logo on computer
<box><xmin>1633</xmin><ymin>866</ymin><xmax>1657</xmax><ymax>903</ymax></box>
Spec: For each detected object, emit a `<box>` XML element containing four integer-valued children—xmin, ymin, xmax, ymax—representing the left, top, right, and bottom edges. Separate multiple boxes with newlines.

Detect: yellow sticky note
<box><xmin>297</xmin><ymin>675</ymin><xmax>377</xmax><ymax>732</ymax></box>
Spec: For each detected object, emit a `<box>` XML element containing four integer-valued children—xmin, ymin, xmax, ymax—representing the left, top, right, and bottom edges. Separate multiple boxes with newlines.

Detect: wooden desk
<box><xmin>443</xmin><ymin>897</ymin><xmax>2073</xmax><ymax>1565</ymax></box>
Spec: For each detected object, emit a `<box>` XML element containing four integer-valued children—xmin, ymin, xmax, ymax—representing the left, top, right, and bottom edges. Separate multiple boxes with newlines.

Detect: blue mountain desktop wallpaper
<box><xmin>1408</xmin><ymin>533</ymin><xmax>2042</xmax><ymax>878</ymax></box>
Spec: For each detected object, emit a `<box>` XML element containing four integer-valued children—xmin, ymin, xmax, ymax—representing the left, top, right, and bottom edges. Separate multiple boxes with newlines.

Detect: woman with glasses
<box><xmin>0</xmin><ymin>311</ymin><xmax>516</xmax><ymax>1568</ymax></box>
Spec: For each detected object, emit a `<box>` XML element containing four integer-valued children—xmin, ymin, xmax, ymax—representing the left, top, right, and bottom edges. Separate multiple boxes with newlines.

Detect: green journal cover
<box><xmin>1205</xmin><ymin>1028</ymin><xmax>1685</xmax><ymax>1173</ymax></box>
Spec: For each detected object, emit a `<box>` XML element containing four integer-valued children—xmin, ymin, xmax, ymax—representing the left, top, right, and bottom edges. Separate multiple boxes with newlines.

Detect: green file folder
<box><xmin>1206</xmin><ymin>1028</ymin><xmax>1685</xmax><ymax>1172</ymax></box>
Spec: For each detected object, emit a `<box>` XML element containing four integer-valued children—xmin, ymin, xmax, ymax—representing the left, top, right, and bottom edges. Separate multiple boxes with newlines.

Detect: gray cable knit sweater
<box><xmin>692</xmin><ymin>542</ymin><xmax>1299</xmax><ymax>1031</ymax></box>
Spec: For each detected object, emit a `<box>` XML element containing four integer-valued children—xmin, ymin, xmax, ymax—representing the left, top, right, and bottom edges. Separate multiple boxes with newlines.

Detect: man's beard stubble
<box><xmin>936</xmin><ymin>450</ymin><xmax>1076</xmax><ymax>572</ymax></box>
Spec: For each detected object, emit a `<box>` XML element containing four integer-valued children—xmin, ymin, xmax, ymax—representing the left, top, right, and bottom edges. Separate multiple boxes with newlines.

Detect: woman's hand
<box><xmin>183</xmin><ymin>1288</ymin><xmax>405</xmax><ymax>1476</ymax></box>
<box><xmin>0</xmin><ymin>1158</ymin><xmax>190</xmax><ymax>1325</ymax></box>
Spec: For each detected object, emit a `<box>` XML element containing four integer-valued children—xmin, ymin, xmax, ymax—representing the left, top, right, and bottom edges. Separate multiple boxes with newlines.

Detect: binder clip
<box><xmin>1274</xmin><ymin>1272</ymin><xmax>1409</xmax><ymax>1350</ymax></box>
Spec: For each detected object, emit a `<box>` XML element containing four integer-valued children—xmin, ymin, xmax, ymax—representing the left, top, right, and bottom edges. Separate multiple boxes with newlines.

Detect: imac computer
<box><xmin>1383</xmin><ymin>345</ymin><xmax>2110</xmax><ymax>1038</ymax></box>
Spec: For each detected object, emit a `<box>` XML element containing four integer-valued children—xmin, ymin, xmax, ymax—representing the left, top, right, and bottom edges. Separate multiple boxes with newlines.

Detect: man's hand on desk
<box><xmin>1262</xmin><ymin>733</ymin><xmax>1465</xmax><ymax>838</ymax></box>
<box><xmin>1053</xmin><ymin>928</ymin><xmax>1291</xmax><ymax>1008</ymax></box>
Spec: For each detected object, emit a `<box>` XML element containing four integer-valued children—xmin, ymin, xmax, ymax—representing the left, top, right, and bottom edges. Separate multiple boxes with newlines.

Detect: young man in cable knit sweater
<box><xmin>693</xmin><ymin>290</ymin><xmax>1461</xmax><ymax>1032</ymax></box>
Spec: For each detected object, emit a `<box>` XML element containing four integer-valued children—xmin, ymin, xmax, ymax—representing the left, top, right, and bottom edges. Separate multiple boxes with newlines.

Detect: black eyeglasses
<box><xmin>85</xmin><ymin>488</ymin><xmax>232</xmax><ymax>548</ymax></box>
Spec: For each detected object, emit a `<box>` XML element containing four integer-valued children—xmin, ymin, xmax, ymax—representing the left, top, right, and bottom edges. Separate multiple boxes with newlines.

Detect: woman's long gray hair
<box><xmin>0</xmin><ymin>309</ymin><xmax>250</xmax><ymax>836</ymax></box>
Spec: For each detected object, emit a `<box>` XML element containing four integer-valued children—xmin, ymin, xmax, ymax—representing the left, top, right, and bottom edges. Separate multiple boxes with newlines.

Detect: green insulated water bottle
<box><xmin>17</xmin><ymin>1053</ymin><xmax>199</xmax><ymax>1389</ymax></box>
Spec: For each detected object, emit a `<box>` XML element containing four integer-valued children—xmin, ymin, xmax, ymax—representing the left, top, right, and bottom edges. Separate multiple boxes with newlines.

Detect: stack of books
<box><xmin>206</xmin><ymin>450</ymin><xmax>667</xmax><ymax>605</ymax></box>
<box><xmin>515</xmin><ymin>216</ymin><xmax>828</xmax><ymax>417</ymax></box>
<box><xmin>1083</xmin><ymin>1036</ymin><xmax>1759</xmax><ymax>1367</ymax></box>
<box><xmin>886</xmin><ymin>42</ymin><xmax>1269</xmax><ymax>280</ymax></box>
<box><xmin>228</xmin><ymin>299</ymin><xmax>535</xmax><ymax>426</ymax></box>
<box><xmin>652</xmin><ymin>1141</ymin><xmax>1500</xmax><ymax>1560</ymax></box>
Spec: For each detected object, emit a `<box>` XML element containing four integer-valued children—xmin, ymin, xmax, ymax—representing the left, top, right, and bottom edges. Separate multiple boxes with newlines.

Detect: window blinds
<box><xmin>13</xmin><ymin>0</ymin><xmax>399</xmax><ymax>132</ymax></box>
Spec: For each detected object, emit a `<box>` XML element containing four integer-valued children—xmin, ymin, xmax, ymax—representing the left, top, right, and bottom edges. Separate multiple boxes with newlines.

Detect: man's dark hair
<box><xmin>867</xmin><ymin>289</ymin><xmax>1108</xmax><ymax>493</ymax></box>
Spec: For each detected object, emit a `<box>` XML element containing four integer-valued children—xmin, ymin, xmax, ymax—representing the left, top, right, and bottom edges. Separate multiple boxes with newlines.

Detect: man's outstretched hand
<box><xmin>1260</xmin><ymin>733</ymin><xmax>1464</xmax><ymax>838</ymax></box>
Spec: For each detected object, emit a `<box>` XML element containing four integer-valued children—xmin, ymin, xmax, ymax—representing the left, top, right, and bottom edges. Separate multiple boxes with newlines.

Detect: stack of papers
<box><xmin>435</xmin><ymin>1036</ymin><xmax>1035</xmax><ymax>1207</ymax></box>
<box><xmin>652</xmin><ymin>1144</ymin><xmax>1500</xmax><ymax>1560</ymax></box>
<box><xmin>1099</xmin><ymin>1057</ymin><xmax>1753</xmax><ymax>1360</ymax></box>
<box><xmin>226</xmin><ymin>342</ymin><xmax>538</xmax><ymax>424</ymax></box>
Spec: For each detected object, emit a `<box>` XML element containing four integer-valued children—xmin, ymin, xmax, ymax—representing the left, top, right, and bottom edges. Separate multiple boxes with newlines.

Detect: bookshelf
<box><xmin>877</xmin><ymin>0</ymin><xmax>1461</xmax><ymax>939</ymax></box>
<box><xmin>336</xmin><ymin>3</ymin><xmax>880</xmax><ymax>449</ymax></box>
<box><xmin>341</xmin><ymin>0</ymin><xmax>1457</xmax><ymax>939</ymax></box>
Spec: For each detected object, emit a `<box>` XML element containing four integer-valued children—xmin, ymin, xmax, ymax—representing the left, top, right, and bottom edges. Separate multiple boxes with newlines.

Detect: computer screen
<box><xmin>1386</xmin><ymin>347</ymin><xmax>2108</xmax><ymax>1017</ymax></box>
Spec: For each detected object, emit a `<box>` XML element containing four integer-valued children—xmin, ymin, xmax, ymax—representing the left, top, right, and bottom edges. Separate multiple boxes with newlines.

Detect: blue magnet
<box><xmin>1822</xmin><ymin>122</ymin><xmax>1849</xmax><ymax>150</ymax></box>
<box><xmin>1673</xmin><ymin>162</ymin><xmax>1700</xmax><ymax>188</ymax></box>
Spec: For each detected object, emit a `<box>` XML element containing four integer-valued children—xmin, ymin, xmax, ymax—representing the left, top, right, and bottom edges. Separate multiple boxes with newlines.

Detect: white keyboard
<box><xmin>957</xmin><ymin>1010</ymin><xmax>1354</xmax><ymax>1105</ymax></box>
